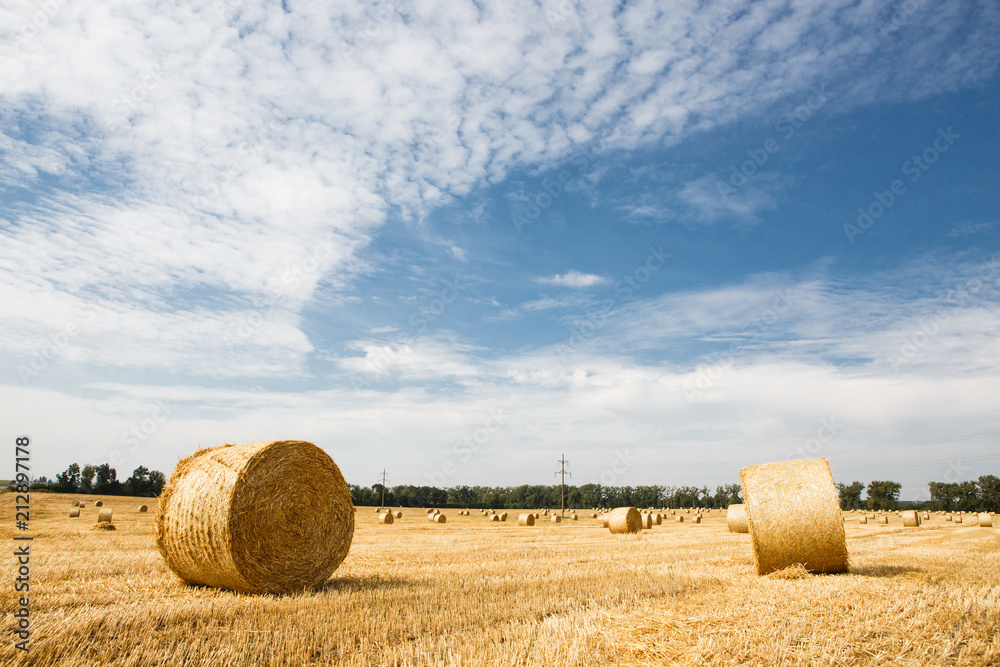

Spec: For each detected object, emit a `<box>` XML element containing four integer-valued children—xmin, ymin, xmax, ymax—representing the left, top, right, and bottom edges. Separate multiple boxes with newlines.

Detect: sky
<box><xmin>1</xmin><ymin>0</ymin><xmax>999</xmax><ymax>501</ymax></box>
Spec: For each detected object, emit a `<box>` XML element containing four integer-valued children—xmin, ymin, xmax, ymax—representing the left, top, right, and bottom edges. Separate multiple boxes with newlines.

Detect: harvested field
<box><xmin>2</xmin><ymin>492</ymin><xmax>998</xmax><ymax>666</ymax></box>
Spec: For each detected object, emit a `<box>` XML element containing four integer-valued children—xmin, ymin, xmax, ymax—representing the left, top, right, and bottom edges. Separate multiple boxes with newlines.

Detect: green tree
<box><xmin>56</xmin><ymin>463</ymin><xmax>81</xmax><ymax>493</ymax></box>
<box><xmin>866</xmin><ymin>480</ymin><xmax>901</xmax><ymax>510</ymax></box>
<box><xmin>80</xmin><ymin>465</ymin><xmax>96</xmax><ymax>493</ymax></box>
<box><xmin>94</xmin><ymin>463</ymin><xmax>120</xmax><ymax>494</ymax></box>
<box><xmin>147</xmin><ymin>470</ymin><xmax>166</xmax><ymax>496</ymax></box>
<box><xmin>836</xmin><ymin>481</ymin><xmax>865</xmax><ymax>510</ymax></box>
<box><xmin>978</xmin><ymin>475</ymin><xmax>1000</xmax><ymax>513</ymax></box>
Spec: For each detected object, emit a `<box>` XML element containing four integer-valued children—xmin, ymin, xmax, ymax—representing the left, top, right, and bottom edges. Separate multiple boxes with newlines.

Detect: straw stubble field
<box><xmin>2</xmin><ymin>493</ymin><xmax>998</xmax><ymax>666</ymax></box>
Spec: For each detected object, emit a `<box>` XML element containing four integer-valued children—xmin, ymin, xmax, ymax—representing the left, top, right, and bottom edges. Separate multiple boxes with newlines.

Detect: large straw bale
<box><xmin>378</xmin><ymin>512</ymin><xmax>394</xmax><ymax>525</ymax></box>
<box><xmin>518</xmin><ymin>513</ymin><xmax>535</xmax><ymax>526</ymax></box>
<box><xmin>433</xmin><ymin>513</ymin><xmax>447</xmax><ymax>524</ymax></box>
<box><xmin>69</xmin><ymin>508</ymin><xmax>80</xmax><ymax>518</ymax></box>
<box><xmin>98</xmin><ymin>508</ymin><xmax>113</xmax><ymax>523</ymax></box>
<box><xmin>901</xmin><ymin>510</ymin><xmax>920</xmax><ymax>527</ymax></box>
<box><xmin>980</xmin><ymin>513</ymin><xmax>993</xmax><ymax>528</ymax></box>
<box><xmin>608</xmin><ymin>507</ymin><xmax>642</xmax><ymax>534</ymax></box>
<box><xmin>727</xmin><ymin>504</ymin><xmax>749</xmax><ymax>533</ymax></box>
<box><xmin>551</xmin><ymin>515</ymin><xmax>561</xmax><ymax>523</ymax></box>
<box><xmin>155</xmin><ymin>440</ymin><xmax>354</xmax><ymax>594</ymax></box>
<box><xmin>641</xmin><ymin>512</ymin><xmax>653</xmax><ymax>529</ymax></box>
<box><xmin>740</xmin><ymin>458</ymin><xmax>848</xmax><ymax>575</ymax></box>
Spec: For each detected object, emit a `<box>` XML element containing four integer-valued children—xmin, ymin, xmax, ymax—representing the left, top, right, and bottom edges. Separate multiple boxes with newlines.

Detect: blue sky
<box><xmin>2</xmin><ymin>0</ymin><xmax>998</xmax><ymax>500</ymax></box>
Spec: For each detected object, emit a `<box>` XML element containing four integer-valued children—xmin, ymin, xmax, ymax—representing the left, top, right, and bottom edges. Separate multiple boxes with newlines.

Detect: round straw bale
<box><xmin>955</xmin><ymin>515</ymin><xmax>963</xmax><ymax>524</ymax></box>
<box><xmin>608</xmin><ymin>507</ymin><xmax>642</xmax><ymax>534</ymax></box>
<box><xmin>533</xmin><ymin>513</ymin><xmax>540</xmax><ymax>519</ymax></box>
<box><xmin>551</xmin><ymin>515</ymin><xmax>561</xmax><ymax>523</ymax></box>
<box><xmin>518</xmin><ymin>513</ymin><xmax>535</xmax><ymax>526</ymax></box>
<box><xmin>433</xmin><ymin>513</ymin><xmax>447</xmax><ymax>524</ymax></box>
<box><xmin>98</xmin><ymin>508</ymin><xmax>113</xmax><ymax>523</ymax></box>
<box><xmin>139</xmin><ymin>505</ymin><xmax>148</xmax><ymax>512</ymax></box>
<box><xmin>78</xmin><ymin>502</ymin><xmax>86</xmax><ymax>508</ymax></box>
<box><xmin>676</xmin><ymin>515</ymin><xmax>684</xmax><ymax>523</ymax></box>
<box><xmin>945</xmin><ymin>514</ymin><xmax>952</xmax><ymax>521</ymax></box>
<box><xmin>375</xmin><ymin>508</ymin><xmax>382</xmax><ymax>513</ymax></box>
<box><xmin>95</xmin><ymin>501</ymin><xmax>103</xmax><ymax>507</ymax></box>
<box><xmin>922</xmin><ymin>512</ymin><xmax>930</xmax><ymax>520</ymax></box>
<box><xmin>571</xmin><ymin>514</ymin><xmax>578</xmax><ymax>520</ymax></box>
<box><xmin>739</xmin><ymin>458</ymin><xmax>848</xmax><ymax>575</ymax></box>
<box><xmin>641</xmin><ymin>513</ymin><xmax>653</xmax><ymax>529</ymax></box>
<box><xmin>590</xmin><ymin>513</ymin><xmax>598</xmax><ymax>519</ymax></box>
<box><xmin>858</xmin><ymin>516</ymin><xmax>867</xmax><ymax>524</ymax></box>
<box><xmin>72</xmin><ymin>500</ymin><xmax>80</xmax><ymax>507</ymax></box>
<box><xmin>543</xmin><ymin>509</ymin><xmax>549</xmax><ymax>515</ymax></box>
<box><xmin>69</xmin><ymin>508</ymin><xmax>80</xmax><ymax>518</ymax></box>
<box><xmin>691</xmin><ymin>515</ymin><xmax>702</xmax><ymax>524</ymax></box>
<box><xmin>428</xmin><ymin>512</ymin><xmax>439</xmax><ymax>522</ymax></box>
<box><xmin>901</xmin><ymin>510</ymin><xmax>920</xmax><ymax>527</ymax></box>
<box><xmin>491</xmin><ymin>514</ymin><xmax>500</xmax><ymax>522</ymax></box>
<box><xmin>378</xmin><ymin>512</ymin><xmax>394</xmax><ymax>525</ymax></box>
<box><xmin>500</xmin><ymin>513</ymin><xmax>508</xmax><ymax>521</ymax></box>
<box><xmin>155</xmin><ymin>440</ymin><xmax>354</xmax><ymax>594</ymax></box>
<box><xmin>427</xmin><ymin>508</ymin><xmax>435</xmax><ymax>514</ymax></box>
<box><xmin>727</xmin><ymin>504</ymin><xmax>749</xmax><ymax>533</ymax></box>
<box><xmin>394</xmin><ymin>511</ymin><xmax>402</xmax><ymax>519</ymax></box>
<box><xmin>653</xmin><ymin>513</ymin><xmax>662</xmax><ymax>525</ymax></box>
<box><xmin>878</xmin><ymin>515</ymin><xmax>888</xmax><ymax>525</ymax></box>
<box><xmin>601</xmin><ymin>516</ymin><xmax>611</xmax><ymax>528</ymax></box>
<box><xmin>979</xmin><ymin>513</ymin><xmax>993</xmax><ymax>528</ymax></box>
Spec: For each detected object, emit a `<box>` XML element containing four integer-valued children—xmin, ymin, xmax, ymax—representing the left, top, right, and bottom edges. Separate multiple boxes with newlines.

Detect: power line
<box><xmin>376</xmin><ymin>469</ymin><xmax>390</xmax><ymax>507</ymax></box>
<box><xmin>554</xmin><ymin>455</ymin><xmax>571</xmax><ymax>517</ymax></box>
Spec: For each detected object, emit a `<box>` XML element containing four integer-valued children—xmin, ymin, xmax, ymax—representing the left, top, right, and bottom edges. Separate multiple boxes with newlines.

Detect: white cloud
<box><xmin>536</xmin><ymin>271</ymin><xmax>610</xmax><ymax>288</ymax></box>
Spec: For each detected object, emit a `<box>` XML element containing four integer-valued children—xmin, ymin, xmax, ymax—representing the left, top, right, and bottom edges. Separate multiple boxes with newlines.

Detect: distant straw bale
<box><xmin>95</xmin><ymin>501</ymin><xmax>103</xmax><ymax>507</ymax></box>
<box><xmin>69</xmin><ymin>508</ymin><xmax>80</xmax><ymax>518</ymax></box>
<box><xmin>155</xmin><ymin>440</ymin><xmax>354</xmax><ymax>594</ymax></box>
<box><xmin>551</xmin><ymin>515</ymin><xmax>561</xmax><ymax>523</ymax></box>
<box><xmin>394</xmin><ymin>511</ymin><xmax>402</xmax><ymax>518</ymax></box>
<box><xmin>518</xmin><ymin>513</ymin><xmax>535</xmax><ymax>526</ymax></box>
<box><xmin>740</xmin><ymin>458</ymin><xmax>848</xmax><ymax>575</ymax></box>
<box><xmin>378</xmin><ymin>512</ymin><xmax>394</xmax><ymax>525</ymax></box>
<box><xmin>727</xmin><ymin>504</ymin><xmax>749</xmax><ymax>533</ymax></box>
<box><xmin>901</xmin><ymin>510</ymin><xmax>920</xmax><ymax>527</ymax></box>
<box><xmin>979</xmin><ymin>513</ymin><xmax>993</xmax><ymax>528</ymax></box>
<box><xmin>641</xmin><ymin>513</ymin><xmax>652</xmax><ymax>529</ymax></box>
<box><xmin>433</xmin><ymin>513</ymin><xmax>447</xmax><ymax>524</ymax></box>
<box><xmin>138</xmin><ymin>505</ymin><xmax>148</xmax><ymax>513</ymax></box>
<box><xmin>608</xmin><ymin>507</ymin><xmax>642</xmax><ymax>534</ymax></box>
<box><xmin>98</xmin><ymin>508</ymin><xmax>113</xmax><ymax>523</ymax></box>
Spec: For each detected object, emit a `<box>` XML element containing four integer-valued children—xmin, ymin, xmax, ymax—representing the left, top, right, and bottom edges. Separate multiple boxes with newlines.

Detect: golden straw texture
<box><xmin>155</xmin><ymin>440</ymin><xmax>354</xmax><ymax>594</ymax></box>
<box><xmin>608</xmin><ymin>507</ymin><xmax>642</xmax><ymax>534</ymax></box>
<box><xmin>727</xmin><ymin>504</ymin><xmax>749</xmax><ymax>533</ymax></box>
<box><xmin>739</xmin><ymin>458</ymin><xmax>848</xmax><ymax>575</ymax></box>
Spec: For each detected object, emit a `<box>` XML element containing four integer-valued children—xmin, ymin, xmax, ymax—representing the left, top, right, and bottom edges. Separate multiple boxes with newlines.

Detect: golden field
<box><xmin>2</xmin><ymin>492</ymin><xmax>998</xmax><ymax>666</ymax></box>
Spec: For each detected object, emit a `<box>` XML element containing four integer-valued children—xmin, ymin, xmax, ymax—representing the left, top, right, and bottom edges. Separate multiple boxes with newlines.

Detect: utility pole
<box><xmin>554</xmin><ymin>455</ymin><xmax>571</xmax><ymax>517</ymax></box>
<box><xmin>378</xmin><ymin>469</ymin><xmax>389</xmax><ymax>508</ymax></box>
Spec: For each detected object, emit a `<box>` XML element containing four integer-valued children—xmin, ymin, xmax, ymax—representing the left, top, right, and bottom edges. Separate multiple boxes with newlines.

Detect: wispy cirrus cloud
<box><xmin>536</xmin><ymin>271</ymin><xmax>610</xmax><ymax>288</ymax></box>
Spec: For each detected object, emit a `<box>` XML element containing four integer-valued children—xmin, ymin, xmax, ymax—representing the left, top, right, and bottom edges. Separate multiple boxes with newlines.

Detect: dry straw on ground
<box><xmin>727</xmin><ymin>504</ymin><xmax>749</xmax><ymax>533</ymax></box>
<box><xmin>740</xmin><ymin>457</ymin><xmax>848</xmax><ymax>575</ymax></box>
<box><xmin>155</xmin><ymin>440</ymin><xmax>355</xmax><ymax>595</ymax></box>
<box><xmin>980</xmin><ymin>513</ymin><xmax>993</xmax><ymax>528</ymax></box>
<box><xmin>901</xmin><ymin>510</ymin><xmax>920</xmax><ymax>527</ymax></box>
<box><xmin>608</xmin><ymin>507</ymin><xmax>642</xmax><ymax>534</ymax></box>
<box><xmin>378</xmin><ymin>512</ymin><xmax>394</xmax><ymax>525</ymax></box>
<box><xmin>518</xmin><ymin>513</ymin><xmax>535</xmax><ymax>526</ymax></box>
<box><xmin>98</xmin><ymin>508</ymin><xmax>113</xmax><ymax>523</ymax></box>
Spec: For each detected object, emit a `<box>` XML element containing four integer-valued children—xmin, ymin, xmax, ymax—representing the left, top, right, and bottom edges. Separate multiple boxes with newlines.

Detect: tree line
<box><xmin>35</xmin><ymin>462</ymin><xmax>167</xmax><ymax>497</ymax></box>
<box><xmin>836</xmin><ymin>476</ymin><xmax>1000</xmax><ymax>512</ymax></box>
<box><xmin>350</xmin><ymin>483</ymin><xmax>744</xmax><ymax>510</ymax></box>
<box><xmin>23</xmin><ymin>465</ymin><xmax>1000</xmax><ymax>512</ymax></box>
